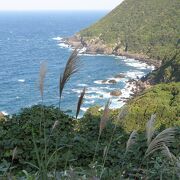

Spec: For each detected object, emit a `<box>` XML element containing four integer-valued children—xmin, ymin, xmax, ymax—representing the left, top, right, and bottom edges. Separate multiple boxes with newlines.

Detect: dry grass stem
<box><xmin>126</xmin><ymin>130</ymin><xmax>137</xmax><ymax>153</ymax></box>
<box><xmin>161</xmin><ymin>143</ymin><xmax>177</xmax><ymax>162</ymax></box>
<box><xmin>39</xmin><ymin>61</ymin><xmax>47</xmax><ymax>100</ymax></box>
<box><xmin>76</xmin><ymin>87</ymin><xmax>86</xmax><ymax>119</ymax></box>
<box><xmin>145</xmin><ymin>127</ymin><xmax>176</xmax><ymax>157</ymax></box>
<box><xmin>99</xmin><ymin>99</ymin><xmax>111</xmax><ymax>135</ymax></box>
<box><xmin>146</xmin><ymin>114</ymin><xmax>156</xmax><ymax>145</ymax></box>
<box><xmin>59</xmin><ymin>49</ymin><xmax>80</xmax><ymax>101</ymax></box>
<box><xmin>52</xmin><ymin>120</ymin><xmax>59</xmax><ymax>131</ymax></box>
<box><xmin>12</xmin><ymin>146</ymin><xmax>17</xmax><ymax>161</ymax></box>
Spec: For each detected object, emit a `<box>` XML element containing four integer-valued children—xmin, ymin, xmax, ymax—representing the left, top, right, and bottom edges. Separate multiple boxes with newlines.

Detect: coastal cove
<box><xmin>0</xmin><ymin>11</ymin><xmax>154</xmax><ymax>116</ymax></box>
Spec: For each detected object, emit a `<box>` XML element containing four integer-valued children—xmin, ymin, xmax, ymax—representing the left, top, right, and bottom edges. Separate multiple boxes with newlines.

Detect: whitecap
<box><xmin>94</xmin><ymin>80</ymin><xmax>104</xmax><ymax>85</ymax></box>
<box><xmin>1</xmin><ymin>111</ymin><xmax>8</xmax><ymax>116</ymax></box>
<box><xmin>79</xmin><ymin>47</ymin><xmax>87</xmax><ymax>53</ymax></box>
<box><xmin>84</xmin><ymin>94</ymin><xmax>103</xmax><ymax>100</ymax></box>
<box><xmin>52</xmin><ymin>37</ymin><xmax>63</xmax><ymax>41</ymax></box>
<box><xmin>80</xmin><ymin>107</ymin><xmax>89</xmax><ymax>112</ymax></box>
<box><xmin>124</xmin><ymin>58</ymin><xmax>154</xmax><ymax>70</ymax></box>
<box><xmin>125</xmin><ymin>71</ymin><xmax>145</xmax><ymax>79</ymax></box>
<box><xmin>18</xmin><ymin>79</ymin><xmax>25</xmax><ymax>83</ymax></box>
<box><xmin>84</xmin><ymin>100</ymin><xmax>95</xmax><ymax>104</ymax></box>
<box><xmin>77</xmin><ymin>83</ymin><xmax>88</xmax><ymax>87</ymax></box>
<box><xmin>58</xmin><ymin>43</ymin><xmax>70</xmax><ymax>48</ymax></box>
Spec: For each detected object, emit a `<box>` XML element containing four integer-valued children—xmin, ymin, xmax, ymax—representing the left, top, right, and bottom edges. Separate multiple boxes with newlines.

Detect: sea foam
<box><xmin>18</xmin><ymin>79</ymin><xmax>25</xmax><ymax>83</ymax></box>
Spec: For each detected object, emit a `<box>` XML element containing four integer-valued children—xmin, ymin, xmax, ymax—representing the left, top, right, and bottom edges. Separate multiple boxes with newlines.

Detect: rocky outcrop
<box><xmin>110</xmin><ymin>90</ymin><xmax>122</xmax><ymax>96</ymax></box>
<box><xmin>101</xmin><ymin>79</ymin><xmax>117</xmax><ymax>84</ymax></box>
<box><xmin>114</xmin><ymin>74</ymin><xmax>126</xmax><ymax>79</ymax></box>
<box><xmin>0</xmin><ymin>112</ymin><xmax>5</xmax><ymax>121</ymax></box>
<box><xmin>64</xmin><ymin>35</ymin><xmax>161</xmax><ymax>68</ymax></box>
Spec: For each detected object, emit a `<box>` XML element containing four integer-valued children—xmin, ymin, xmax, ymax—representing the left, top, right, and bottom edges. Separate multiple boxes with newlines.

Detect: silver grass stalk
<box><xmin>93</xmin><ymin>100</ymin><xmax>111</xmax><ymax>162</ymax></box>
<box><xmin>146</xmin><ymin>114</ymin><xmax>156</xmax><ymax>145</ymax></box>
<box><xmin>59</xmin><ymin>49</ymin><xmax>80</xmax><ymax>107</ymax></box>
<box><xmin>99</xmin><ymin>99</ymin><xmax>111</xmax><ymax>135</ymax></box>
<box><xmin>125</xmin><ymin>130</ymin><xmax>137</xmax><ymax>154</ymax></box>
<box><xmin>52</xmin><ymin>120</ymin><xmax>59</xmax><ymax>131</ymax></box>
<box><xmin>39</xmin><ymin>61</ymin><xmax>47</xmax><ymax>101</ymax></box>
<box><xmin>76</xmin><ymin>87</ymin><xmax>86</xmax><ymax>119</ymax></box>
<box><xmin>12</xmin><ymin>146</ymin><xmax>17</xmax><ymax>161</ymax></box>
<box><xmin>145</xmin><ymin>127</ymin><xmax>176</xmax><ymax>157</ymax></box>
<box><xmin>161</xmin><ymin>143</ymin><xmax>177</xmax><ymax>162</ymax></box>
<box><xmin>162</xmin><ymin>144</ymin><xmax>180</xmax><ymax>178</ymax></box>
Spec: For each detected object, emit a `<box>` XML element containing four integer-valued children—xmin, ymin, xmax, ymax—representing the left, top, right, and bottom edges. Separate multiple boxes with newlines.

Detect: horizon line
<box><xmin>0</xmin><ymin>9</ymin><xmax>111</xmax><ymax>12</ymax></box>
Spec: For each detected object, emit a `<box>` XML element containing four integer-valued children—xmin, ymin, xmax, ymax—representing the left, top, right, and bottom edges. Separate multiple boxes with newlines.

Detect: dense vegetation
<box><xmin>1</xmin><ymin>0</ymin><xmax>180</xmax><ymax>177</ymax></box>
<box><xmin>145</xmin><ymin>50</ymin><xmax>180</xmax><ymax>83</ymax></box>
<box><xmin>0</xmin><ymin>105</ymin><xmax>180</xmax><ymax>179</ymax></box>
<box><xmin>0</xmin><ymin>49</ymin><xmax>179</xmax><ymax>178</ymax></box>
<box><xmin>122</xmin><ymin>82</ymin><xmax>180</xmax><ymax>132</ymax></box>
<box><xmin>79</xmin><ymin>0</ymin><xmax>180</xmax><ymax>61</ymax></box>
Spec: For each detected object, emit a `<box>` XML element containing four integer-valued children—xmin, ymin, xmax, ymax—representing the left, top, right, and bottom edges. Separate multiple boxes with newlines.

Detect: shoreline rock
<box><xmin>64</xmin><ymin>35</ymin><xmax>161</xmax><ymax>68</ymax></box>
<box><xmin>64</xmin><ymin>35</ymin><xmax>156</xmax><ymax>102</ymax></box>
<box><xmin>110</xmin><ymin>90</ymin><xmax>122</xmax><ymax>96</ymax></box>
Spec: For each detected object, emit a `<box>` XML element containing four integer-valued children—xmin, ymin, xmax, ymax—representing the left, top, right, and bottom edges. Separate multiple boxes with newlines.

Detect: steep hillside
<box><xmin>122</xmin><ymin>82</ymin><xmax>180</xmax><ymax>131</ymax></box>
<box><xmin>144</xmin><ymin>50</ymin><xmax>180</xmax><ymax>83</ymax></box>
<box><xmin>78</xmin><ymin>0</ymin><xmax>180</xmax><ymax>61</ymax></box>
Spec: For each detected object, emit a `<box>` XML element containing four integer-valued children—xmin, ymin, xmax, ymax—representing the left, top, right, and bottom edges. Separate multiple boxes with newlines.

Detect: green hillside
<box><xmin>145</xmin><ymin>50</ymin><xmax>180</xmax><ymax>83</ymax></box>
<box><xmin>79</xmin><ymin>0</ymin><xmax>180</xmax><ymax>60</ymax></box>
<box><xmin>123</xmin><ymin>82</ymin><xmax>180</xmax><ymax>131</ymax></box>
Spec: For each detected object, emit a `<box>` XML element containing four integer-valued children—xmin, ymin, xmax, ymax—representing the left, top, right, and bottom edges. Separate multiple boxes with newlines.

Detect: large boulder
<box><xmin>114</xmin><ymin>74</ymin><xmax>125</xmax><ymax>78</ymax></box>
<box><xmin>108</xmin><ymin>79</ymin><xmax>117</xmax><ymax>84</ymax></box>
<box><xmin>110</xmin><ymin>90</ymin><xmax>122</xmax><ymax>96</ymax></box>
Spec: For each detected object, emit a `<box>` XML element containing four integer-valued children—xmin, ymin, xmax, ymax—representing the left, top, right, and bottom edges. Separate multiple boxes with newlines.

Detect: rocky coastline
<box><xmin>62</xmin><ymin>35</ymin><xmax>157</xmax><ymax>104</ymax></box>
<box><xmin>64</xmin><ymin>35</ymin><xmax>161</xmax><ymax>68</ymax></box>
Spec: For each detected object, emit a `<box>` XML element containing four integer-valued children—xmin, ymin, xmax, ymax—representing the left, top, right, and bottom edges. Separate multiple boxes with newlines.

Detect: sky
<box><xmin>0</xmin><ymin>0</ymin><xmax>123</xmax><ymax>11</ymax></box>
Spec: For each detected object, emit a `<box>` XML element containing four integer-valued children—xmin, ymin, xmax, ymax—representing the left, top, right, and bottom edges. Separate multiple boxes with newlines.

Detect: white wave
<box><xmin>77</xmin><ymin>83</ymin><xmax>88</xmax><ymax>87</ymax></box>
<box><xmin>125</xmin><ymin>71</ymin><xmax>145</xmax><ymax>79</ymax></box>
<box><xmin>79</xmin><ymin>47</ymin><xmax>87</xmax><ymax>53</ymax></box>
<box><xmin>18</xmin><ymin>79</ymin><xmax>25</xmax><ymax>83</ymax></box>
<box><xmin>94</xmin><ymin>77</ymin><xmax>125</xmax><ymax>85</ymax></box>
<box><xmin>79</xmin><ymin>53</ymin><xmax>115</xmax><ymax>57</ymax></box>
<box><xmin>124</xmin><ymin>58</ymin><xmax>154</xmax><ymax>70</ymax></box>
<box><xmin>98</xmin><ymin>90</ymin><xmax>112</xmax><ymax>98</ymax></box>
<box><xmin>94</xmin><ymin>80</ymin><xmax>104</xmax><ymax>84</ymax></box>
<box><xmin>52</xmin><ymin>37</ymin><xmax>63</xmax><ymax>41</ymax></box>
<box><xmin>58</xmin><ymin>43</ymin><xmax>70</xmax><ymax>48</ymax></box>
<box><xmin>84</xmin><ymin>100</ymin><xmax>95</xmax><ymax>104</ymax></box>
<box><xmin>1</xmin><ymin>111</ymin><xmax>8</xmax><ymax>116</ymax></box>
<box><xmin>80</xmin><ymin>107</ymin><xmax>89</xmax><ymax>112</ymax></box>
<box><xmin>71</xmin><ymin>89</ymin><xmax>82</xmax><ymax>93</ymax></box>
<box><xmin>84</xmin><ymin>94</ymin><xmax>103</xmax><ymax>100</ymax></box>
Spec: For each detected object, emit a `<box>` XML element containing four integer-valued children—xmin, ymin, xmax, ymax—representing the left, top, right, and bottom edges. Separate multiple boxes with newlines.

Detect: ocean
<box><xmin>0</xmin><ymin>11</ymin><xmax>154</xmax><ymax>116</ymax></box>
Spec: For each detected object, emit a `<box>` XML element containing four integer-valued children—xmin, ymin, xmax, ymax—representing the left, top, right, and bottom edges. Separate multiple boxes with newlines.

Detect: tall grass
<box><xmin>93</xmin><ymin>99</ymin><xmax>111</xmax><ymax>163</ymax></box>
<box><xmin>76</xmin><ymin>87</ymin><xmax>86</xmax><ymax>119</ymax></box>
<box><xmin>59</xmin><ymin>49</ymin><xmax>80</xmax><ymax>109</ymax></box>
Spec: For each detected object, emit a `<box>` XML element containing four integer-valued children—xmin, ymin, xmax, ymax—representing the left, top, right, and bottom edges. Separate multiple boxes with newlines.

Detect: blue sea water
<box><xmin>0</xmin><ymin>11</ymin><xmax>153</xmax><ymax>116</ymax></box>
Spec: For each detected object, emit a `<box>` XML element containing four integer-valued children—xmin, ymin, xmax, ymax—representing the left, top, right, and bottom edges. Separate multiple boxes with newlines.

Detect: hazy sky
<box><xmin>0</xmin><ymin>0</ymin><xmax>123</xmax><ymax>11</ymax></box>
